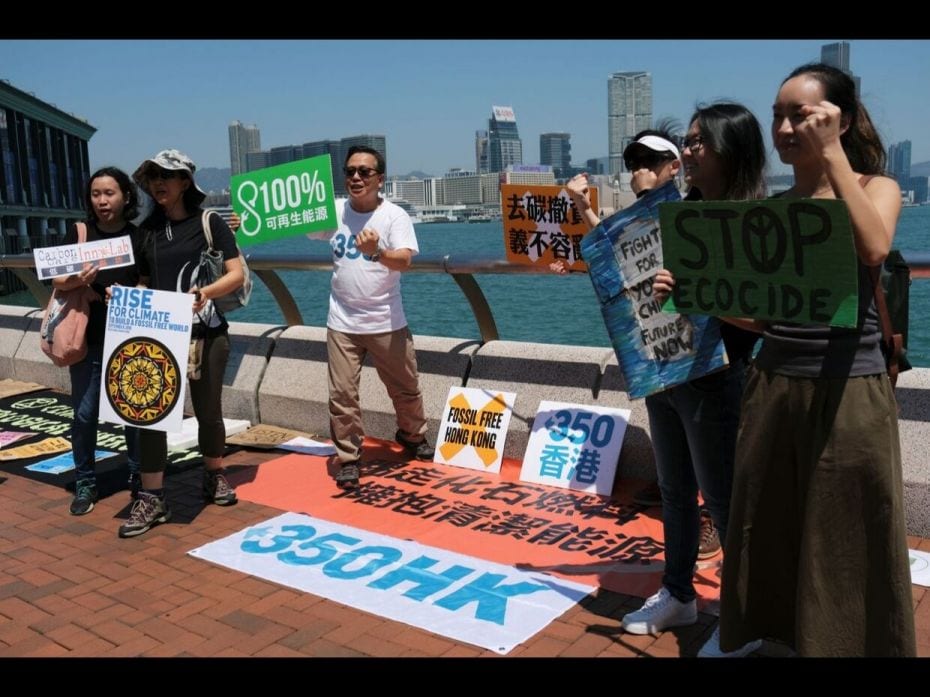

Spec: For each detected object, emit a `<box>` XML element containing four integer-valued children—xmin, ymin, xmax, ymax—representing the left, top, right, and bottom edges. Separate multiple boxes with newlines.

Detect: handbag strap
<box><xmin>869</xmin><ymin>263</ymin><xmax>901</xmax><ymax>387</ymax></box>
<box><xmin>200</xmin><ymin>209</ymin><xmax>216</xmax><ymax>251</ymax></box>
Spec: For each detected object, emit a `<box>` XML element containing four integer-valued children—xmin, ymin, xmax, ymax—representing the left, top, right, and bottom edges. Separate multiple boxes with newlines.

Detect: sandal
<box><xmin>334</xmin><ymin>462</ymin><xmax>360</xmax><ymax>488</ymax></box>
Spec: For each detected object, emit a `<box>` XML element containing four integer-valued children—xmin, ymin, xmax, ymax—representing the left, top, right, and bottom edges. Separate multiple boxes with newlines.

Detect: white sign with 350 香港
<box><xmin>521</xmin><ymin>401</ymin><xmax>630</xmax><ymax>496</ymax></box>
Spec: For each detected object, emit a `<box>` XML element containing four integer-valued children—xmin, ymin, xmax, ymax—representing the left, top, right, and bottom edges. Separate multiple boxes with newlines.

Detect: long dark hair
<box><xmin>85</xmin><ymin>167</ymin><xmax>139</xmax><ymax>223</ymax></box>
<box><xmin>688</xmin><ymin>102</ymin><xmax>767</xmax><ymax>201</ymax></box>
<box><xmin>783</xmin><ymin>62</ymin><xmax>885</xmax><ymax>175</ymax></box>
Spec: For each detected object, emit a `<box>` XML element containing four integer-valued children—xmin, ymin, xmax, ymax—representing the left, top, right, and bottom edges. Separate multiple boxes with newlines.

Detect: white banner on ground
<box><xmin>99</xmin><ymin>287</ymin><xmax>193</xmax><ymax>433</ymax></box>
<box><xmin>189</xmin><ymin>512</ymin><xmax>593</xmax><ymax>654</ymax></box>
<box><xmin>910</xmin><ymin>549</ymin><xmax>930</xmax><ymax>587</ymax></box>
<box><xmin>521</xmin><ymin>400</ymin><xmax>630</xmax><ymax>496</ymax></box>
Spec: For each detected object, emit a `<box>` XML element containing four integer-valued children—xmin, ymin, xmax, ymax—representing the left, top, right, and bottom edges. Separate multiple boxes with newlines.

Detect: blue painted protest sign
<box><xmin>580</xmin><ymin>181</ymin><xmax>728</xmax><ymax>399</ymax></box>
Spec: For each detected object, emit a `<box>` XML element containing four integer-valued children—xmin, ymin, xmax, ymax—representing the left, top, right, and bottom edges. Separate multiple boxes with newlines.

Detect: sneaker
<box><xmin>697</xmin><ymin>511</ymin><xmax>722</xmax><ymax>560</ymax></box>
<box><xmin>633</xmin><ymin>480</ymin><xmax>663</xmax><ymax>507</ymax></box>
<box><xmin>69</xmin><ymin>479</ymin><xmax>98</xmax><ymax>516</ymax></box>
<box><xmin>621</xmin><ymin>587</ymin><xmax>697</xmax><ymax>635</ymax></box>
<box><xmin>697</xmin><ymin>625</ymin><xmax>762</xmax><ymax>658</ymax></box>
<box><xmin>128</xmin><ymin>472</ymin><xmax>141</xmax><ymax>501</ymax></box>
<box><xmin>395</xmin><ymin>430</ymin><xmax>435</xmax><ymax>461</ymax></box>
<box><xmin>203</xmin><ymin>469</ymin><xmax>238</xmax><ymax>506</ymax></box>
<box><xmin>118</xmin><ymin>492</ymin><xmax>171</xmax><ymax>538</ymax></box>
<box><xmin>334</xmin><ymin>462</ymin><xmax>360</xmax><ymax>489</ymax></box>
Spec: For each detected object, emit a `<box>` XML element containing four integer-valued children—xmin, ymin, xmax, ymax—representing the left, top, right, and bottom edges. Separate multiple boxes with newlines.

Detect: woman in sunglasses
<box><xmin>118</xmin><ymin>149</ymin><xmax>244</xmax><ymax>539</ymax></box>
<box><xmin>566</xmin><ymin>107</ymin><xmax>766</xmax><ymax>656</ymax></box>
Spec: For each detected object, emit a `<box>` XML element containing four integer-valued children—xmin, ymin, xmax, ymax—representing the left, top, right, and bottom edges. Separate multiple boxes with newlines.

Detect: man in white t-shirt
<box><xmin>325</xmin><ymin>146</ymin><xmax>434</xmax><ymax>488</ymax></box>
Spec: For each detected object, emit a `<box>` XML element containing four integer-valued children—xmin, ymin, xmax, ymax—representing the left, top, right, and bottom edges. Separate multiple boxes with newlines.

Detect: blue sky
<box><xmin>2</xmin><ymin>39</ymin><xmax>927</xmax><ymax>177</ymax></box>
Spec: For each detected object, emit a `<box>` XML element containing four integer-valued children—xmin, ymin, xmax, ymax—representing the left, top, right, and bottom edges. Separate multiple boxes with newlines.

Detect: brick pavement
<box><xmin>0</xmin><ymin>449</ymin><xmax>926</xmax><ymax>658</ymax></box>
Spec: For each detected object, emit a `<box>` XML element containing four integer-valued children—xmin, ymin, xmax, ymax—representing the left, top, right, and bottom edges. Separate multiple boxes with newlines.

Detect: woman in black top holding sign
<box><xmin>611</xmin><ymin>108</ymin><xmax>765</xmax><ymax>656</ymax></box>
<box><xmin>711</xmin><ymin>64</ymin><xmax>915</xmax><ymax>657</ymax></box>
<box><xmin>118</xmin><ymin>149</ymin><xmax>244</xmax><ymax>539</ymax></box>
<box><xmin>55</xmin><ymin>167</ymin><xmax>142</xmax><ymax>516</ymax></box>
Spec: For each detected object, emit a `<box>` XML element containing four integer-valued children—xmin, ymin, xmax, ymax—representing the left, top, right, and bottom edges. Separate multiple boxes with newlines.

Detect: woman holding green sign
<box><xmin>713</xmin><ymin>64</ymin><xmax>916</xmax><ymax>656</ymax></box>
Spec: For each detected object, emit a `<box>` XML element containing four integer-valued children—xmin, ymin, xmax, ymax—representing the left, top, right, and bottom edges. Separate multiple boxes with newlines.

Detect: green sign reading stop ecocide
<box><xmin>659</xmin><ymin>198</ymin><xmax>859</xmax><ymax>328</ymax></box>
<box><xmin>231</xmin><ymin>154</ymin><xmax>338</xmax><ymax>247</ymax></box>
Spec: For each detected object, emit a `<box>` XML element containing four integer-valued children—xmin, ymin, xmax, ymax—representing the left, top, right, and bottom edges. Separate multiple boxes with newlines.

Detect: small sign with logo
<box><xmin>521</xmin><ymin>401</ymin><xmax>630</xmax><ymax>495</ymax></box>
<box><xmin>34</xmin><ymin>236</ymin><xmax>134</xmax><ymax>280</ymax></box>
<box><xmin>435</xmin><ymin>387</ymin><xmax>516</xmax><ymax>474</ymax></box>
<box><xmin>231</xmin><ymin>155</ymin><xmax>338</xmax><ymax>247</ymax></box>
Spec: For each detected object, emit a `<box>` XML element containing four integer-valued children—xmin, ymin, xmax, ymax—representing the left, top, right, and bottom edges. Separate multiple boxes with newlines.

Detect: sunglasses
<box><xmin>343</xmin><ymin>166</ymin><xmax>380</xmax><ymax>179</ymax></box>
<box><xmin>624</xmin><ymin>153</ymin><xmax>670</xmax><ymax>171</ymax></box>
<box><xmin>680</xmin><ymin>135</ymin><xmax>705</xmax><ymax>153</ymax></box>
<box><xmin>147</xmin><ymin>169</ymin><xmax>184</xmax><ymax>181</ymax></box>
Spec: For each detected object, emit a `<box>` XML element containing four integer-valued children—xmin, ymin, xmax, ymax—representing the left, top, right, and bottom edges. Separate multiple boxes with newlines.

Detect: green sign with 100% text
<box><xmin>231</xmin><ymin>154</ymin><xmax>338</xmax><ymax>247</ymax></box>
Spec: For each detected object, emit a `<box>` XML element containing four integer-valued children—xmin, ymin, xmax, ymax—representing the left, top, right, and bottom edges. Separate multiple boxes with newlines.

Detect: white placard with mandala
<box><xmin>99</xmin><ymin>287</ymin><xmax>194</xmax><ymax>433</ymax></box>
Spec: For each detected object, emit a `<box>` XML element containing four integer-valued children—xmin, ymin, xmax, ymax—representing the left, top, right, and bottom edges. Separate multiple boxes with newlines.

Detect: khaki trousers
<box><xmin>327</xmin><ymin>326</ymin><xmax>427</xmax><ymax>464</ymax></box>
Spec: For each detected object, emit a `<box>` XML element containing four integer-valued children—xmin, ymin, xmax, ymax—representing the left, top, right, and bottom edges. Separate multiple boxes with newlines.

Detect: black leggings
<box><xmin>139</xmin><ymin>331</ymin><xmax>230</xmax><ymax>473</ymax></box>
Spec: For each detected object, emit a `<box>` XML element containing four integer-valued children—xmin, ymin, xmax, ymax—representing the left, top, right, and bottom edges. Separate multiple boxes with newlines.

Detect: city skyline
<box><xmin>1</xmin><ymin>39</ymin><xmax>928</xmax><ymax>177</ymax></box>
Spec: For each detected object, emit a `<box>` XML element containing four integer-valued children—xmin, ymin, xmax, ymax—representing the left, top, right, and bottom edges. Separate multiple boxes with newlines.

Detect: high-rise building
<box><xmin>909</xmin><ymin>176</ymin><xmax>928</xmax><ymax>204</ymax></box>
<box><xmin>821</xmin><ymin>42</ymin><xmax>850</xmax><ymax>71</ymax></box>
<box><xmin>0</xmin><ymin>82</ymin><xmax>93</xmax><ymax>235</ymax></box>
<box><xmin>245</xmin><ymin>151</ymin><xmax>269</xmax><ymax>172</ymax></box>
<box><xmin>475</xmin><ymin>130</ymin><xmax>489</xmax><ymax>174</ymax></box>
<box><xmin>228</xmin><ymin>121</ymin><xmax>261</xmax><ymax>176</ymax></box>
<box><xmin>269</xmin><ymin>145</ymin><xmax>298</xmax><ymax>166</ymax></box>
<box><xmin>540</xmin><ymin>133</ymin><xmax>571</xmax><ymax>179</ymax></box>
<box><xmin>608</xmin><ymin>72</ymin><xmax>652</xmax><ymax>176</ymax></box>
<box><xmin>487</xmin><ymin>106</ymin><xmax>523</xmax><ymax>173</ymax></box>
<box><xmin>820</xmin><ymin>41</ymin><xmax>861</xmax><ymax>97</ymax></box>
<box><xmin>586</xmin><ymin>157</ymin><xmax>609</xmax><ymax>176</ymax></box>
<box><xmin>0</xmin><ymin>80</ymin><xmax>95</xmax><ymax>293</ymax></box>
<box><xmin>888</xmin><ymin>140</ymin><xmax>912</xmax><ymax>184</ymax></box>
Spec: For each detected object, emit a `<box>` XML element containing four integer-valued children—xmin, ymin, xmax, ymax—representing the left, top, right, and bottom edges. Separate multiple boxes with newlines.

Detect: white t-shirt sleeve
<box><xmin>383</xmin><ymin>207</ymin><xmax>418</xmax><ymax>254</ymax></box>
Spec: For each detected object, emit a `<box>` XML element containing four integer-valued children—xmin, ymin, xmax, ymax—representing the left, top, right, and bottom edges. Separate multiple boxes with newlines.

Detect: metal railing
<box><xmin>3</xmin><ymin>250</ymin><xmax>929</xmax><ymax>344</ymax></box>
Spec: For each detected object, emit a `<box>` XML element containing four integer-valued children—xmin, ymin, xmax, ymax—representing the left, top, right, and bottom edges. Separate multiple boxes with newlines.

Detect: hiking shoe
<box><xmin>633</xmin><ymin>480</ymin><xmax>663</xmax><ymax>507</ymax></box>
<box><xmin>118</xmin><ymin>492</ymin><xmax>171</xmax><ymax>538</ymax></box>
<box><xmin>697</xmin><ymin>511</ymin><xmax>722</xmax><ymax>560</ymax></box>
<box><xmin>395</xmin><ymin>430</ymin><xmax>435</xmax><ymax>461</ymax></box>
<box><xmin>334</xmin><ymin>462</ymin><xmax>360</xmax><ymax>489</ymax></box>
<box><xmin>128</xmin><ymin>472</ymin><xmax>141</xmax><ymax>501</ymax></box>
<box><xmin>69</xmin><ymin>479</ymin><xmax>98</xmax><ymax>516</ymax></box>
<box><xmin>621</xmin><ymin>587</ymin><xmax>697</xmax><ymax>635</ymax></box>
<box><xmin>203</xmin><ymin>469</ymin><xmax>238</xmax><ymax>506</ymax></box>
<box><xmin>697</xmin><ymin>625</ymin><xmax>762</xmax><ymax>658</ymax></box>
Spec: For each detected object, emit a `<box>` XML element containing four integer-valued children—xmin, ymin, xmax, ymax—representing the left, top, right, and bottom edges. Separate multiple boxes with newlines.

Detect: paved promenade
<box><xmin>0</xmin><ymin>448</ymin><xmax>926</xmax><ymax>659</ymax></box>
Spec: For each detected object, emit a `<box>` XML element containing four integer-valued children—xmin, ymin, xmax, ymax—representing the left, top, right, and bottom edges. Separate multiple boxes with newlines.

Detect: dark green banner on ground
<box><xmin>658</xmin><ymin>199</ymin><xmax>858</xmax><ymax>327</ymax></box>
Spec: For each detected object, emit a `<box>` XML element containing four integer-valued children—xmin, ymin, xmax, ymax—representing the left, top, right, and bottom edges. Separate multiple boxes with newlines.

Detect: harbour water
<box><xmin>6</xmin><ymin>207</ymin><xmax>929</xmax><ymax>366</ymax></box>
<box><xmin>241</xmin><ymin>205</ymin><xmax>930</xmax><ymax>367</ymax></box>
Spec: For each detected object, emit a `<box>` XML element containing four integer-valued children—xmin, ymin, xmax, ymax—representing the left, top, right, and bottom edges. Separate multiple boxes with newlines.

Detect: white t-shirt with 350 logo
<box><xmin>327</xmin><ymin>198</ymin><xmax>419</xmax><ymax>334</ymax></box>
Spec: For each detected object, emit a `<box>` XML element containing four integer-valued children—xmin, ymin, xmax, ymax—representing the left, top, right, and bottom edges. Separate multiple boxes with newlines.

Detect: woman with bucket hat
<box><xmin>118</xmin><ymin>149</ymin><xmax>244</xmax><ymax>539</ymax></box>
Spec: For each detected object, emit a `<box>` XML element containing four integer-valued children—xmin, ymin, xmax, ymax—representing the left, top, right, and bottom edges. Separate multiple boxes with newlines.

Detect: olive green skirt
<box><xmin>719</xmin><ymin>366</ymin><xmax>916</xmax><ymax>657</ymax></box>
